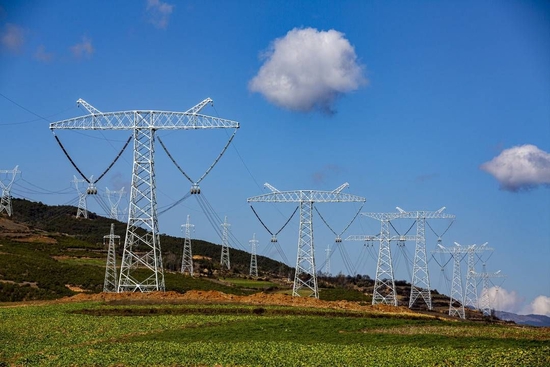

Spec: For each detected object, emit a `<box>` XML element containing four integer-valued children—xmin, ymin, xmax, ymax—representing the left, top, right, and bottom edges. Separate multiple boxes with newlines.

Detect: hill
<box><xmin>495</xmin><ymin>310</ymin><xmax>550</xmax><ymax>327</ymax></box>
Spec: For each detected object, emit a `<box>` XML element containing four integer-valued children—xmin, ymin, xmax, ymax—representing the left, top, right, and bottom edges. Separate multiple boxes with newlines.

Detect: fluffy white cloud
<box><xmin>1</xmin><ymin>23</ymin><xmax>24</xmax><ymax>52</ymax></box>
<box><xmin>71</xmin><ymin>36</ymin><xmax>94</xmax><ymax>59</ymax></box>
<box><xmin>34</xmin><ymin>45</ymin><xmax>53</xmax><ymax>62</ymax></box>
<box><xmin>480</xmin><ymin>144</ymin><xmax>550</xmax><ymax>191</ymax></box>
<box><xmin>146</xmin><ymin>0</ymin><xmax>174</xmax><ymax>29</ymax></box>
<box><xmin>249</xmin><ymin>27</ymin><xmax>366</xmax><ymax>114</ymax></box>
<box><xmin>526</xmin><ymin>295</ymin><xmax>550</xmax><ymax>316</ymax></box>
<box><xmin>484</xmin><ymin>286</ymin><xmax>524</xmax><ymax>313</ymax></box>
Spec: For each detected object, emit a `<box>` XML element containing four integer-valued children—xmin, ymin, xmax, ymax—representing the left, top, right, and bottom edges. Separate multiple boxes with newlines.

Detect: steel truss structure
<box><xmin>72</xmin><ymin>176</ymin><xmax>88</xmax><ymax>219</ymax></box>
<box><xmin>181</xmin><ymin>215</ymin><xmax>194</xmax><ymax>275</ymax></box>
<box><xmin>0</xmin><ymin>166</ymin><xmax>20</xmax><ymax>217</ymax></box>
<box><xmin>51</xmin><ymin>98</ymin><xmax>239</xmax><ymax>292</ymax></box>
<box><xmin>220</xmin><ymin>216</ymin><xmax>231</xmax><ymax>270</ymax></box>
<box><xmin>105</xmin><ymin>187</ymin><xmax>125</xmax><ymax>221</ymax></box>
<box><xmin>433</xmin><ymin>243</ymin><xmax>466</xmax><ymax>318</ymax></box>
<box><xmin>348</xmin><ymin>212</ymin><xmax>417</xmax><ymax>306</ymax></box>
<box><xmin>464</xmin><ymin>243</ymin><xmax>493</xmax><ymax>310</ymax></box>
<box><xmin>474</xmin><ymin>263</ymin><xmax>505</xmax><ymax>316</ymax></box>
<box><xmin>396</xmin><ymin>207</ymin><xmax>455</xmax><ymax>310</ymax></box>
<box><xmin>248</xmin><ymin>183</ymin><xmax>365</xmax><ymax>298</ymax></box>
<box><xmin>103</xmin><ymin>223</ymin><xmax>120</xmax><ymax>292</ymax></box>
<box><xmin>249</xmin><ymin>233</ymin><xmax>259</xmax><ymax>277</ymax></box>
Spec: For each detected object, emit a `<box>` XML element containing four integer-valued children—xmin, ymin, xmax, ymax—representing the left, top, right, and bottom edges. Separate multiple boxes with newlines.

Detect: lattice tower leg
<box><xmin>76</xmin><ymin>193</ymin><xmax>88</xmax><ymax>219</ymax></box>
<box><xmin>220</xmin><ymin>218</ymin><xmax>231</xmax><ymax>270</ymax></box>
<box><xmin>479</xmin><ymin>267</ymin><xmax>491</xmax><ymax>316</ymax></box>
<box><xmin>293</xmin><ymin>200</ymin><xmax>318</xmax><ymax>298</ymax></box>
<box><xmin>409</xmin><ymin>218</ymin><xmax>432</xmax><ymax>309</ymax></box>
<box><xmin>181</xmin><ymin>237</ymin><xmax>193</xmax><ymax>275</ymax></box>
<box><xmin>103</xmin><ymin>223</ymin><xmax>119</xmax><ymax>292</ymax></box>
<box><xmin>250</xmin><ymin>247</ymin><xmax>258</xmax><ymax>278</ymax></box>
<box><xmin>118</xmin><ymin>127</ymin><xmax>165</xmax><ymax>292</ymax></box>
<box><xmin>464</xmin><ymin>250</ymin><xmax>478</xmax><ymax>310</ymax></box>
<box><xmin>0</xmin><ymin>189</ymin><xmax>12</xmax><ymax>217</ymax></box>
<box><xmin>449</xmin><ymin>250</ymin><xmax>465</xmax><ymax>319</ymax></box>
<box><xmin>372</xmin><ymin>218</ymin><xmax>397</xmax><ymax>305</ymax></box>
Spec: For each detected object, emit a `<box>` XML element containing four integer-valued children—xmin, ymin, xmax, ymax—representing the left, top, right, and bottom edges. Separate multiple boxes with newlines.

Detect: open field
<box><xmin>1</xmin><ymin>292</ymin><xmax>549</xmax><ymax>366</ymax></box>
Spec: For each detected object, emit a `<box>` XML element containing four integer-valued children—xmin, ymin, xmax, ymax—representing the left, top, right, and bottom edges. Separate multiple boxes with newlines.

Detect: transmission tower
<box><xmin>51</xmin><ymin>98</ymin><xmax>238</xmax><ymax>292</ymax></box>
<box><xmin>0</xmin><ymin>166</ymin><xmax>20</xmax><ymax>217</ymax></box>
<box><xmin>324</xmin><ymin>244</ymin><xmax>331</xmax><ymax>276</ymax></box>
<box><xmin>220</xmin><ymin>216</ymin><xmax>231</xmax><ymax>270</ymax></box>
<box><xmin>464</xmin><ymin>242</ymin><xmax>493</xmax><ymax>310</ymax></box>
<box><xmin>475</xmin><ymin>263</ymin><xmax>505</xmax><ymax>316</ymax></box>
<box><xmin>249</xmin><ymin>233</ymin><xmax>259</xmax><ymax>277</ymax></box>
<box><xmin>103</xmin><ymin>223</ymin><xmax>120</xmax><ymax>292</ymax></box>
<box><xmin>395</xmin><ymin>207</ymin><xmax>455</xmax><ymax>310</ymax></box>
<box><xmin>347</xmin><ymin>213</ymin><xmax>419</xmax><ymax>306</ymax></box>
<box><xmin>72</xmin><ymin>176</ymin><xmax>88</xmax><ymax>219</ymax></box>
<box><xmin>433</xmin><ymin>242</ymin><xmax>467</xmax><ymax>318</ymax></box>
<box><xmin>248</xmin><ymin>182</ymin><xmax>365</xmax><ymax>298</ymax></box>
<box><xmin>105</xmin><ymin>187</ymin><xmax>125</xmax><ymax>220</ymax></box>
<box><xmin>181</xmin><ymin>215</ymin><xmax>194</xmax><ymax>276</ymax></box>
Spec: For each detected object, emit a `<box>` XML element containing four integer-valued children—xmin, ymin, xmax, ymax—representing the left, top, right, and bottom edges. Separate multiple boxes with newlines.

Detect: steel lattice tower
<box><xmin>106</xmin><ymin>187</ymin><xmax>125</xmax><ymax>220</ymax></box>
<box><xmin>475</xmin><ymin>263</ymin><xmax>505</xmax><ymax>316</ymax></box>
<box><xmin>220</xmin><ymin>216</ymin><xmax>231</xmax><ymax>270</ymax></box>
<box><xmin>181</xmin><ymin>215</ymin><xmax>194</xmax><ymax>275</ymax></box>
<box><xmin>346</xmin><ymin>229</ymin><xmax>420</xmax><ymax>306</ymax></box>
<box><xmin>72</xmin><ymin>176</ymin><xmax>88</xmax><ymax>219</ymax></box>
<box><xmin>324</xmin><ymin>244</ymin><xmax>331</xmax><ymax>276</ymax></box>
<box><xmin>433</xmin><ymin>243</ymin><xmax>466</xmax><ymax>318</ymax></box>
<box><xmin>51</xmin><ymin>98</ymin><xmax>239</xmax><ymax>292</ymax></box>
<box><xmin>103</xmin><ymin>223</ymin><xmax>120</xmax><ymax>292</ymax></box>
<box><xmin>395</xmin><ymin>207</ymin><xmax>455</xmax><ymax>310</ymax></box>
<box><xmin>248</xmin><ymin>183</ymin><xmax>365</xmax><ymax>298</ymax></box>
<box><xmin>249</xmin><ymin>233</ymin><xmax>259</xmax><ymax>277</ymax></box>
<box><xmin>0</xmin><ymin>166</ymin><xmax>20</xmax><ymax>217</ymax></box>
<box><xmin>464</xmin><ymin>243</ymin><xmax>493</xmax><ymax>310</ymax></box>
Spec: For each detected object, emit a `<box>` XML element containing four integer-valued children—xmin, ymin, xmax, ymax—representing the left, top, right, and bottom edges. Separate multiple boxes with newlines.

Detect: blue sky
<box><xmin>1</xmin><ymin>1</ymin><xmax>549</xmax><ymax>315</ymax></box>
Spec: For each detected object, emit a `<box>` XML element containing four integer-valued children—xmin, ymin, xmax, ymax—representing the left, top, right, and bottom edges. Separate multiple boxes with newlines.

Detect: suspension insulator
<box><xmin>335</xmin><ymin>237</ymin><xmax>342</xmax><ymax>243</ymax></box>
<box><xmin>191</xmin><ymin>185</ymin><xmax>200</xmax><ymax>195</ymax></box>
<box><xmin>271</xmin><ymin>236</ymin><xmax>278</xmax><ymax>243</ymax></box>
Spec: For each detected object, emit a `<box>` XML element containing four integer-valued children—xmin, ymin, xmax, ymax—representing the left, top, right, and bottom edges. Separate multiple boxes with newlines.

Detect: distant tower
<box><xmin>0</xmin><ymin>166</ymin><xmax>20</xmax><ymax>217</ymax></box>
<box><xmin>249</xmin><ymin>233</ymin><xmax>259</xmax><ymax>277</ymax></box>
<box><xmin>433</xmin><ymin>242</ymin><xmax>468</xmax><ymax>319</ymax></box>
<box><xmin>325</xmin><ymin>244</ymin><xmax>331</xmax><ymax>276</ymax></box>
<box><xmin>181</xmin><ymin>215</ymin><xmax>194</xmax><ymax>276</ymax></box>
<box><xmin>72</xmin><ymin>176</ymin><xmax>88</xmax><ymax>219</ymax></box>
<box><xmin>105</xmin><ymin>187</ymin><xmax>125</xmax><ymax>220</ymax></box>
<box><xmin>220</xmin><ymin>216</ymin><xmax>231</xmax><ymax>270</ymax></box>
<box><xmin>103</xmin><ymin>223</ymin><xmax>120</xmax><ymax>292</ymax></box>
<box><xmin>464</xmin><ymin>243</ymin><xmax>493</xmax><ymax>310</ymax></box>
<box><xmin>475</xmin><ymin>263</ymin><xmax>505</xmax><ymax>316</ymax></box>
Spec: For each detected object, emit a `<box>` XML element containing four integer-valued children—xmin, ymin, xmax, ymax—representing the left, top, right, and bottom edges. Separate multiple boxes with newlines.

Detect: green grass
<box><xmin>1</xmin><ymin>300</ymin><xmax>549</xmax><ymax>366</ymax></box>
<box><xmin>54</xmin><ymin>257</ymin><xmax>106</xmax><ymax>267</ymax></box>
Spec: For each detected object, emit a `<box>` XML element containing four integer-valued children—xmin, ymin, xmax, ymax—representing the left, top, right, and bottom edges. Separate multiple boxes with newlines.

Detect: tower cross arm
<box><xmin>247</xmin><ymin>190</ymin><xmax>365</xmax><ymax>203</ymax></box>
<box><xmin>393</xmin><ymin>207</ymin><xmax>456</xmax><ymax>219</ymax></box>
<box><xmin>50</xmin><ymin>99</ymin><xmax>239</xmax><ymax>130</ymax></box>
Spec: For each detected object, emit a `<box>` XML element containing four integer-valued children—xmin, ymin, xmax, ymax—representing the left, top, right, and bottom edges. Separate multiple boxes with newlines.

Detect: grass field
<box><xmin>1</xmin><ymin>300</ymin><xmax>549</xmax><ymax>366</ymax></box>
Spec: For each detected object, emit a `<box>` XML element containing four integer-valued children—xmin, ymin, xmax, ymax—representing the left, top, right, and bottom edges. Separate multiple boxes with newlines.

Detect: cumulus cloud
<box><xmin>249</xmin><ymin>27</ymin><xmax>366</xmax><ymax>114</ymax></box>
<box><xmin>526</xmin><ymin>295</ymin><xmax>550</xmax><ymax>316</ymax></box>
<box><xmin>71</xmin><ymin>36</ymin><xmax>94</xmax><ymax>59</ymax></box>
<box><xmin>146</xmin><ymin>0</ymin><xmax>174</xmax><ymax>29</ymax></box>
<box><xmin>1</xmin><ymin>23</ymin><xmax>24</xmax><ymax>52</ymax></box>
<box><xmin>484</xmin><ymin>286</ymin><xmax>524</xmax><ymax>313</ymax></box>
<box><xmin>34</xmin><ymin>45</ymin><xmax>53</xmax><ymax>62</ymax></box>
<box><xmin>480</xmin><ymin>144</ymin><xmax>550</xmax><ymax>191</ymax></box>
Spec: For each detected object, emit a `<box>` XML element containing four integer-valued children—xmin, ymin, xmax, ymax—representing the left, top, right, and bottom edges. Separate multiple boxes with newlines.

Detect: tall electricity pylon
<box><xmin>0</xmin><ymin>166</ymin><xmax>20</xmax><ymax>217</ymax></box>
<box><xmin>220</xmin><ymin>216</ymin><xmax>231</xmax><ymax>270</ymax></box>
<box><xmin>324</xmin><ymin>244</ymin><xmax>331</xmax><ymax>276</ymax></box>
<box><xmin>347</xmin><ymin>216</ymin><xmax>420</xmax><ymax>306</ymax></box>
<box><xmin>433</xmin><ymin>242</ymin><xmax>466</xmax><ymax>318</ymax></box>
<box><xmin>181</xmin><ymin>215</ymin><xmax>194</xmax><ymax>276</ymax></box>
<box><xmin>51</xmin><ymin>98</ymin><xmax>239</xmax><ymax>292</ymax></box>
<box><xmin>475</xmin><ymin>263</ymin><xmax>505</xmax><ymax>316</ymax></box>
<box><xmin>248</xmin><ymin>183</ymin><xmax>365</xmax><ymax>298</ymax></box>
<box><xmin>72</xmin><ymin>175</ymin><xmax>88</xmax><ymax>219</ymax></box>
<box><xmin>105</xmin><ymin>187</ymin><xmax>125</xmax><ymax>221</ymax></box>
<box><xmin>249</xmin><ymin>233</ymin><xmax>259</xmax><ymax>277</ymax></box>
<box><xmin>103</xmin><ymin>223</ymin><xmax>120</xmax><ymax>292</ymax></box>
<box><xmin>464</xmin><ymin>243</ymin><xmax>493</xmax><ymax>310</ymax></box>
<box><xmin>396</xmin><ymin>207</ymin><xmax>455</xmax><ymax>310</ymax></box>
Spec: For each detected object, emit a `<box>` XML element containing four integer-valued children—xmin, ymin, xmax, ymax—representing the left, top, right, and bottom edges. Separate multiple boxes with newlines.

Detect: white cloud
<box><xmin>34</xmin><ymin>45</ymin><xmax>53</xmax><ymax>62</ymax></box>
<box><xmin>146</xmin><ymin>0</ymin><xmax>174</xmax><ymax>29</ymax></box>
<box><xmin>1</xmin><ymin>23</ymin><xmax>24</xmax><ymax>52</ymax></box>
<box><xmin>480</xmin><ymin>144</ymin><xmax>550</xmax><ymax>191</ymax></box>
<box><xmin>71</xmin><ymin>36</ymin><xmax>94</xmax><ymax>59</ymax></box>
<box><xmin>485</xmin><ymin>286</ymin><xmax>524</xmax><ymax>313</ymax></box>
<box><xmin>526</xmin><ymin>295</ymin><xmax>550</xmax><ymax>316</ymax></box>
<box><xmin>249</xmin><ymin>27</ymin><xmax>366</xmax><ymax>114</ymax></box>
